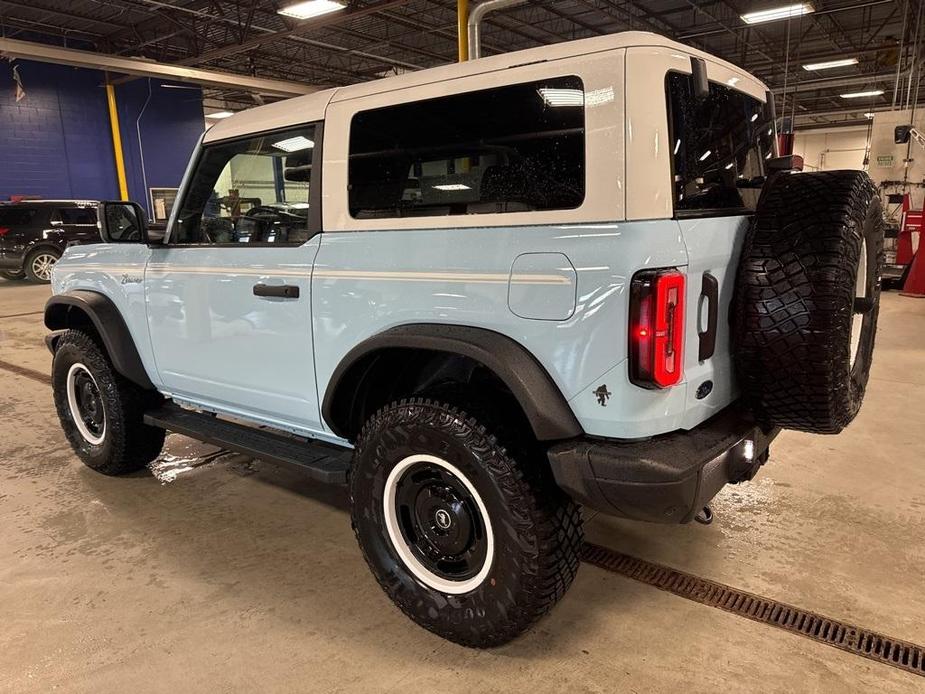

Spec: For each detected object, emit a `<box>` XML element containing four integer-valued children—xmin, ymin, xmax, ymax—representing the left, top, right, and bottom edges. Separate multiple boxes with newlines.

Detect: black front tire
<box><xmin>52</xmin><ymin>329</ymin><xmax>165</xmax><ymax>475</ymax></box>
<box><xmin>350</xmin><ymin>398</ymin><xmax>582</xmax><ymax>648</ymax></box>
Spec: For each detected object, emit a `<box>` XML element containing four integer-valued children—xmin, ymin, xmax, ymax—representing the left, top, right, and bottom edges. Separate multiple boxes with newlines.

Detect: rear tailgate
<box><xmin>678</xmin><ymin>215</ymin><xmax>749</xmax><ymax>429</ymax></box>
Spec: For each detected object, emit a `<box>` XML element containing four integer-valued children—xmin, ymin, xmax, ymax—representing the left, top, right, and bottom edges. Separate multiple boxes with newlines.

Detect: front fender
<box><xmin>44</xmin><ymin>290</ymin><xmax>154</xmax><ymax>390</ymax></box>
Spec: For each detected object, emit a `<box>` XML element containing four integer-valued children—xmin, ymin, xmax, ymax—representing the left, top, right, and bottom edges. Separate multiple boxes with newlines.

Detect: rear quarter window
<box><xmin>57</xmin><ymin>207</ymin><xmax>98</xmax><ymax>225</ymax></box>
<box><xmin>666</xmin><ymin>72</ymin><xmax>775</xmax><ymax>216</ymax></box>
<box><xmin>348</xmin><ymin>76</ymin><xmax>586</xmax><ymax>220</ymax></box>
<box><xmin>0</xmin><ymin>208</ymin><xmax>38</xmax><ymax>226</ymax></box>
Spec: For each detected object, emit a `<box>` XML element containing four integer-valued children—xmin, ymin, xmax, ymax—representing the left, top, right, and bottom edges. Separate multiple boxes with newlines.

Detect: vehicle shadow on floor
<box><xmin>73</xmin><ymin>439</ymin><xmax>662</xmax><ymax>659</ymax></box>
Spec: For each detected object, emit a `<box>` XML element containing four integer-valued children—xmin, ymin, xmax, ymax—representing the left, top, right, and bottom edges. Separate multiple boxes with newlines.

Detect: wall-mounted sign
<box><xmin>876</xmin><ymin>154</ymin><xmax>895</xmax><ymax>168</ymax></box>
<box><xmin>150</xmin><ymin>188</ymin><xmax>179</xmax><ymax>222</ymax></box>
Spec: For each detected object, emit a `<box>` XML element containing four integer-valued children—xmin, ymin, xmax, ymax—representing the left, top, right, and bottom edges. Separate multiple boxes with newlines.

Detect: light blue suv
<box><xmin>45</xmin><ymin>33</ymin><xmax>882</xmax><ymax>647</ymax></box>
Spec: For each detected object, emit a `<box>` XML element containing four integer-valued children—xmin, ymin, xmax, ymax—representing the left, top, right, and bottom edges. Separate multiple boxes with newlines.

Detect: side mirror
<box><xmin>98</xmin><ymin>201</ymin><xmax>149</xmax><ymax>243</ymax></box>
<box><xmin>895</xmin><ymin>125</ymin><xmax>912</xmax><ymax>145</ymax></box>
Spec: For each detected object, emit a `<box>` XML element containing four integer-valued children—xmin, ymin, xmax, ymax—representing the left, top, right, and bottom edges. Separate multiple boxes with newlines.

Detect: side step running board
<box><xmin>144</xmin><ymin>404</ymin><xmax>352</xmax><ymax>484</ymax></box>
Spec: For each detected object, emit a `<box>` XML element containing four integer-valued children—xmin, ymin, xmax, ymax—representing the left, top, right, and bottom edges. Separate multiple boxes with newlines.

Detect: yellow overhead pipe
<box><xmin>105</xmin><ymin>82</ymin><xmax>130</xmax><ymax>201</ymax></box>
<box><xmin>457</xmin><ymin>0</ymin><xmax>469</xmax><ymax>62</ymax></box>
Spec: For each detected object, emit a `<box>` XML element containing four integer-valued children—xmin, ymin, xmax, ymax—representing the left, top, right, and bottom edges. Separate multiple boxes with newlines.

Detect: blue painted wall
<box><xmin>0</xmin><ymin>60</ymin><xmax>204</xmax><ymax>211</ymax></box>
<box><xmin>117</xmin><ymin>79</ymin><xmax>205</xmax><ymax>218</ymax></box>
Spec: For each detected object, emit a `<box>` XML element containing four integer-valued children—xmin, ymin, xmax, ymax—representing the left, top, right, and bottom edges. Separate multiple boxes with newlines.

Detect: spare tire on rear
<box><xmin>733</xmin><ymin>170</ymin><xmax>883</xmax><ymax>434</ymax></box>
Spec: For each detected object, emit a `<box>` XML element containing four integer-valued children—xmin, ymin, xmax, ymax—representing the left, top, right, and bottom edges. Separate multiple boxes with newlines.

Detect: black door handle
<box><xmin>698</xmin><ymin>273</ymin><xmax>719</xmax><ymax>361</ymax></box>
<box><xmin>253</xmin><ymin>283</ymin><xmax>300</xmax><ymax>299</ymax></box>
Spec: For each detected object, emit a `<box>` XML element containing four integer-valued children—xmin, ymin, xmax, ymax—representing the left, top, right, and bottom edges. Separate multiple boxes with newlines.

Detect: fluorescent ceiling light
<box><xmin>725</xmin><ymin>162</ymin><xmax>735</xmax><ymax>170</ymax></box>
<box><xmin>840</xmin><ymin>89</ymin><xmax>884</xmax><ymax>99</ymax></box>
<box><xmin>432</xmin><ymin>184</ymin><xmax>471</xmax><ymax>191</ymax></box>
<box><xmin>699</xmin><ymin>150</ymin><xmax>712</xmax><ymax>161</ymax></box>
<box><xmin>538</xmin><ymin>88</ymin><xmax>584</xmax><ymax>107</ymax></box>
<box><xmin>278</xmin><ymin>0</ymin><xmax>346</xmax><ymax>20</ymax></box>
<box><xmin>272</xmin><ymin>136</ymin><xmax>314</xmax><ymax>152</ymax></box>
<box><xmin>802</xmin><ymin>57</ymin><xmax>858</xmax><ymax>71</ymax></box>
<box><xmin>205</xmin><ymin>110</ymin><xmax>234</xmax><ymax>119</ymax></box>
<box><xmin>750</xmin><ymin>113</ymin><xmax>759</xmax><ymax>122</ymax></box>
<box><xmin>741</xmin><ymin>3</ymin><xmax>814</xmax><ymax>25</ymax></box>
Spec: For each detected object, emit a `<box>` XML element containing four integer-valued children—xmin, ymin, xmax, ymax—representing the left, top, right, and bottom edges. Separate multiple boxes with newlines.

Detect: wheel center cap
<box><xmin>434</xmin><ymin>508</ymin><xmax>452</xmax><ymax>530</ymax></box>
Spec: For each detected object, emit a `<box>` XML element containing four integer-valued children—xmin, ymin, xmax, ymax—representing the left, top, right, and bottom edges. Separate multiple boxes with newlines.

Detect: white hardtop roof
<box><xmin>204</xmin><ymin>31</ymin><xmax>768</xmax><ymax>144</ymax></box>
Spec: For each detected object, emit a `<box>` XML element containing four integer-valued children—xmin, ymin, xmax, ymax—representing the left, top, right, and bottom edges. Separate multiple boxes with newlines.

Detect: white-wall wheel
<box><xmin>351</xmin><ymin>399</ymin><xmax>583</xmax><ymax>647</ymax></box>
<box><xmin>65</xmin><ymin>363</ymin><xmax>107</xmax><ymax>446</ymax></box>
<box><xmin>382</xmin><ymin>454</ymin><xmax>494</xmax><ymax>595</ymax></box>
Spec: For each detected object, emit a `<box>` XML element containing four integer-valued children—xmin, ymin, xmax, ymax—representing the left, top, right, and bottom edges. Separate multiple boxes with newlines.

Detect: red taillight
<box><xmin>0</xmin><ymin>227</ymin><xmax>9</xmax><ymax>237</ymax></box>
<box><xmin>629</xmin><ymin>269</ymin><xmax>685</xmax><ymax>389</ymax></box>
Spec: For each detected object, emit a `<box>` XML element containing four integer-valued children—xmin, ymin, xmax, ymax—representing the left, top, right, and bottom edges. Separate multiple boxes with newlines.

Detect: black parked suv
<box><xmin>0</xmin><ymin>201</ymin><xmax>100</xmax><ymax>283</ymax></box>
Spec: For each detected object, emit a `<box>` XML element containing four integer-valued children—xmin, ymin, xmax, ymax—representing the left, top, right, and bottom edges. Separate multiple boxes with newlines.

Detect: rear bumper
<box><xmin>548</xmin><ymin>407</ymin><xmax>779</xmax><ymax>524</ymax></box>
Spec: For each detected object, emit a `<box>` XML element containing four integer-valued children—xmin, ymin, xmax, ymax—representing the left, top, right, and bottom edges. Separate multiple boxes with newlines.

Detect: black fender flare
<box><xmin>44</xmin><ymin>290</ymin><xmax>155</xmax><ymax>390</ymax></box>
<box><xmin>322</xmin><ymin>323</ymin><xmax>583</xmax><ymax>442</ymax></box>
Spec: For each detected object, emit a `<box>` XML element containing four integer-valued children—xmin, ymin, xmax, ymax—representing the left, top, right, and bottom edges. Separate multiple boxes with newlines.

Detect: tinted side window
<box><xmin>57</xmin><ymin>207</ymin><xmax>97</xmax><ymax>225</ymax></box>
<box><xmin>174</xmin><ymin>124</ymin><xmax>316</xmax><ymax>245</ymax></box>
<box><xmin>0</xmin><ymin>208</ymin><xmax>37</xmax><ymax>226</ymax></box>
<box><xmin>348</xmin><ymin>76</ymin><xmax>585</xmax><ymax>220</ymax></box>
<box><xmin>666</xmin><ymin>73</ymin><xmax>774</xmax><ymax>214</ymax></box>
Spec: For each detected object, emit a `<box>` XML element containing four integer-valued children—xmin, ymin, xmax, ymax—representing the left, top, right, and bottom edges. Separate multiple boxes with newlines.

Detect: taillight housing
<box><xmin>0</xmin><ymin>227</ymin><xmax>9</xmax><ymax>237</ymax></box>
<box><xmin>629</xmin><ymin>269</ymin><xmax>685</xmax><ymax>389</ymax></box>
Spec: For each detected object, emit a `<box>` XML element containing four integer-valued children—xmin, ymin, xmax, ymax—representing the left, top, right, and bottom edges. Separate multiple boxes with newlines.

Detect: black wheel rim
<box><xmin>393</xmin><ymin>461</ymin><xmax>489</xmax><ymax>583</ymax></box>
<box><xmin>73</xmin><ymin>369</ymin><xmax>104</xmax><ymax>438</ymax></box>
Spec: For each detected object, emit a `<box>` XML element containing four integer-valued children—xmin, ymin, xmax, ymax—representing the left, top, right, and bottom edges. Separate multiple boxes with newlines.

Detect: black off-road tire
<box><xmin>52</xmin><ymin>329</ymin><xmax>165</xmax><ymax>475</ymax></box>
<box><xmin>350</xmin><ymin>398</ymin><xmax>583</xmax><ymax>648</ymax></box>
<box><xmin>734</xmin><ymin>170</ymin><xmax>884</xmax><ymax>433</ymax></box>
<box><xmin>0</xmin><ymin>270</ymin><xmax>26</xmax><ymax>281</ymax></box>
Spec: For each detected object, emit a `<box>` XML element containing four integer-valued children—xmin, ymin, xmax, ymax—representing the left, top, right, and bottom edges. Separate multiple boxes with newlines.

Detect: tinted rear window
<box><xmin>0</xmin><ymin>208</ymin><xmax>38</xmax><ymax>226</ymax></box>
<box><xmin>57</xmin><ymin>207</ymin><xmax>98</xmax><ymax>225</ymax></box>
<box><xmin>666</xmin><ymin>73</ymin><xmax>775</xmax><ymax>214</ymax></box>
<box><xmin>348</xmin><ymin>76</ymin><xmax>586</xmax><ymax>220</ymax></box>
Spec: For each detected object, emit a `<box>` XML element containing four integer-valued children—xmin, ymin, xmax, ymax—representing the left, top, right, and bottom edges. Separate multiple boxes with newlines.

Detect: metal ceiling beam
<box><xmin>173</xmin><ymin>0</ymin><xmax>411</xmax><ymax>66</ymax></box>
<box><xmin>0</xmin><ymin>0</ymin><xmax>136</xmax><ymax>32</ymax></box>
<box><xmin>794</xmin><ymin>101</ymin><xmax>925</xmax><ymax>120</ymax></box>
<box><xmin>0</xmin><ymin>37</ymin><xmax>317</xmax><ymax>97</ymax></box>
<box><xmin>678</xmin><ymin>0</ymin><xmax>894</xmax><ymax>40</ymax></box>
<box><xmin>771</xmin><ymin>71</ymin><xmax>900</xmax><ymax>94</ymax></box>
<box><xmin>680</xmin><ymin>0</ymin><xmax>777</xmax><ymax>64</ymax></box>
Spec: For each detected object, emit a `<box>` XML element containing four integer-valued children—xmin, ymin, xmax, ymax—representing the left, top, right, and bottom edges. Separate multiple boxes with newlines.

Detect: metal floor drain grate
<box><xmin>0</xmin><ymin>359</ymin><xmax>50</xmax><ymax>385</ymax></box>
<box><xmin>581</xmin><ymin>543</ymin><xmax>924</xmax><ymax>678</ymax></box>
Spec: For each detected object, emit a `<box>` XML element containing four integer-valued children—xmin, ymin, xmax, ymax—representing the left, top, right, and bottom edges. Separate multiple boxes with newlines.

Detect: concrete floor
<box><xmin>1</xmin><ymin>279</ymin><xmax>923</xmax><ymax>694</ymax></box>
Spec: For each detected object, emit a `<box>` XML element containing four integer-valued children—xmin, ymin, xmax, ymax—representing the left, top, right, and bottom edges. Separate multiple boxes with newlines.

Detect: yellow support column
<box><xmin>105</xmin><ymin>82</ymin><xmax>130</xmax><ymax>201</ymax></box>
<box><xmin>457</xmin><ymin>0</ymin><xmax>469</xmax><ymax>62</ymax></box>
